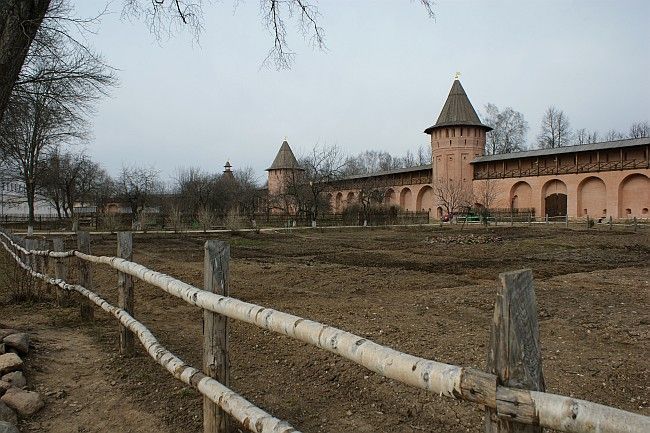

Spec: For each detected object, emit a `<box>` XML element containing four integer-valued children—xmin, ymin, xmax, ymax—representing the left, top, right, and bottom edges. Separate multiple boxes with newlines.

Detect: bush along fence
<box><xmin>0</xmin><ymin>228</ymin><xmax>648</xmax><ymax>433</ymax></box>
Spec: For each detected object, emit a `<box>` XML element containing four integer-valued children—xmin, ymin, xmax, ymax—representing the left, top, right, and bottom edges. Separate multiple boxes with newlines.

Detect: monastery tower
<box><xmin>424</xmin><ymin>78</ymin><xmax>492</xmax><ymax>190</ymax></box>
<box><xmin>266</xmin><ymin>139</ymin><xmax>304</xmax><ymax>195</ymax></box>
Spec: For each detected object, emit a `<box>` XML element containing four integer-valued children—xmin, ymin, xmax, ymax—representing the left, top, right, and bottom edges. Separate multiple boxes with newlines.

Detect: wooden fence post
<box><xmin>76</xmin><ymin>231</ymin><xmax>94</xmax><ymax>321</ymax></box>
<box><xmin>203</xmin><ymin>240</ymin><xmax>230</xmax><ymax>433</ymax></box>
<box><xmin>117</xmin><ymin>232</ymin><xmax>135</xmax><ymax>356</ymax></box>
<box><xmin>609</xmin><ymin>216</ymin><xmax>613</xmax><ymax>230</ymax></box>
<box><xmin>634</xmin><ymin>216</ymin><xmax>637</xmax><ymax>232</ymax></box>
<box><xmin>565</xmin><ymin>214</ymin><xmax>569</xmax><ymax>227</ymax></box>
<box><xmin>545</xmin><ymin>214</ymin><xmax>548</xmax><ymax>224</ymax></box>
<box><xmin>527</xmin><ymin>214</ymin><xmax>531</xmax><ymax>227</ymax></box>
<box><xmin>52</xmin><ymin>238</ymin><xmax>69</xmax><ymax>306</ymax></box>
<box><xmin>485</xmin><ymin>269</ymin><xmax>545</xmax><ymax>433</ymax></box>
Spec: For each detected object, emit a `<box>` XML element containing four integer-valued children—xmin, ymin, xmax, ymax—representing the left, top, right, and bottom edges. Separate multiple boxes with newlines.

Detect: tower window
<box><xmin>446</xmin><ymin>129</ymin><xmax>449</xmax><ymax>138</ymax></box>
<box><xmin>460</xmin><ymin>128</ymin><xmax>464</xmax><ymax>136</ymax></box>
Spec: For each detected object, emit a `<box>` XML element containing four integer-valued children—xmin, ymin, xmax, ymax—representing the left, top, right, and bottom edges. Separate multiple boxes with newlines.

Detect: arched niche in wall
<box><xmin>577</xmin><ymin>176</ymin><xmax>606</xmax><ymax>217</ymax></box>
<box><xmin>618</xmin><ymin>173</ymin><xmax>650</xmax><ymax>217</ymax></box>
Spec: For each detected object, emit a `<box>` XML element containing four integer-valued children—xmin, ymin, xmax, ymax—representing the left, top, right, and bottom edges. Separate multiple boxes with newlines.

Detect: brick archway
<box><xmin>384</xmin><ymin>189</ymin><xmax>395</xmax><ymax>206</ymax></box>
<box><xmin>542</xmin><ymin>179</ymin><xmax>567</xmax><ymax>217</ymax></box>
<box><xmin>416</xmin><ymin>186</ymin><xmax>434</xmax><ymax>212</ymax></box>
<box><xmin>577</xmin><ymin>176</ymin><xmax>606</xmax><ymax>217</ymax></box>
<box><xmin>510</xmin><ymin>181</ymin><xmax>532</xmax><ymax>210</ymax></box>
<box><xmin>399</xmin><ymin>188</ymin><xmax>412</xmax><ymax>210</ymax></box>
<box><xmin>618</xmin><ymin>173</ymin><xmax>650</xmax><ymax>217</ymax></box>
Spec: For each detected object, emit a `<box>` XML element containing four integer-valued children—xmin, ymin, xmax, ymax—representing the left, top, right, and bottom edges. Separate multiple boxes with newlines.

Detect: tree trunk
<box><xmin>26</xmin><ymin>179</ymin><xmax>35</xmax><ymax>228</ymax></box>
<box><xmin>0</xmin><ymin>0</ymin><xmax>51</xmax><ymax>123</ymax></box>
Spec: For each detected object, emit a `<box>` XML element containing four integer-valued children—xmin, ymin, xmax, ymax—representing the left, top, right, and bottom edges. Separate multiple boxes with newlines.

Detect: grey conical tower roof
<box><xmin>424</xmin><ymin>79</ymin><xmax>491</xmax><ymax>134</ymax></box>
<box><xmin>266</xmin><ymin>140</ymin><xmax>304</xmax><ymax>171</ymax></box>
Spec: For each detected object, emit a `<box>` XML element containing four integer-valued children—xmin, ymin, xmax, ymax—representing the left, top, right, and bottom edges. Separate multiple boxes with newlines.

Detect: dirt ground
<box><xmin>0</xmin><ymin>225</ymin><xmax>648</xmax><ymax>433</ymax></box>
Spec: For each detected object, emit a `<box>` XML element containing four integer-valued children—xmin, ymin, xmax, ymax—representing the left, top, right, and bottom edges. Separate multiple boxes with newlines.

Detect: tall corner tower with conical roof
<box><xmin>424</xmin><ymin>78</ymin><xmax>492</xmax><ymax>190</ymax></box>
<box><xmin>266</xmin><ymin>139</ymin><xmax>304</xmax><ymax>196</ymax></box>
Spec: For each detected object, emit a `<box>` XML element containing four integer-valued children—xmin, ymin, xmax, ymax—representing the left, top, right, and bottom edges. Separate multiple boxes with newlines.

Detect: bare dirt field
<box><xmin>1</xmin><ymin>225</ymin><xmax>649</xmax><ymax>433</ymax></box>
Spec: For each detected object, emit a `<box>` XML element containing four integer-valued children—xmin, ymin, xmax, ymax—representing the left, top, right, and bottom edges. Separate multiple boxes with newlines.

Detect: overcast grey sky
<box><xmin>76</xmin><ymin>0</ymin><xmax>650</xmax><ymax>182</ymax></box>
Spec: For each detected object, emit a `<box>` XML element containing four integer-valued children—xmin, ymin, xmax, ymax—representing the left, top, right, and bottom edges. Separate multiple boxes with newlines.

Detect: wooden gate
<box><xmin>545</xmin><ymin>193</ymin><xmax>567</xmax><ymax>217</ymax></box>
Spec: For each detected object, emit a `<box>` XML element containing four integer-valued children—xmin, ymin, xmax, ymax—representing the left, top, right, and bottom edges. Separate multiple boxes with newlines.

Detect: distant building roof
<box><xmin>339</xmin><ymin>164</ymin><xmax>432</xmax><ymax>181</ymax></box>
<box><xmin>424</xmin><ymin>79</ymin><xmax>492</xmax><ymax>134</ymax></box>
<box><xmin>266</xmin><ymin>140</ymin><xmax>304</xmax><ymax>171</ymax></box>
<box><xmin>471</xmin><ymin>137</ymin><xmax>650</xmax><ymax>163</ymax></box>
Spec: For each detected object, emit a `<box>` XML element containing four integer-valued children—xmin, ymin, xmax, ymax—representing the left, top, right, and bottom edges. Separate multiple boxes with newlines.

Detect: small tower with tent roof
<box><xmin>266</xmin><ymin>139</ymin><xmax>304</xmax><ymax>195</ymax></box>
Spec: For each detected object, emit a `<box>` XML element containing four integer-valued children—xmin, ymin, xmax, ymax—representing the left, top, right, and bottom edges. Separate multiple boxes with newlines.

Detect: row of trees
<box><xmin>342</xmin><ymin>145</ymin><xmax>432</xmax><ymax>175</ymax></box>
<box><xmin>483</xmin><ymin>104</ymin><xmax>649</xmax><ymax>154</ymax></box>
<box><xmin>538</xmin><ymin>107</ymin><xmax>648</xmax><ymax>148</ymax></box>
<box><xmin>1</xmin><ymin>149</ymin><xmax>264</xmax><ymax>229</ymax></box>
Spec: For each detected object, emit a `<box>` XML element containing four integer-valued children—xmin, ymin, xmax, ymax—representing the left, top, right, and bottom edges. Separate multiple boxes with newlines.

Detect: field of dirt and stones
<box><xmin>0</xmin><ymin>225</ymin><xmax>648</xmax><ymax>433</ymax></box>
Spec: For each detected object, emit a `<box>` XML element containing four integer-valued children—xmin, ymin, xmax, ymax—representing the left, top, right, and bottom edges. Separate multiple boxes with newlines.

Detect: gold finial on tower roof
<box><xmin>454</xmin><ymin>71</ymin><xmax>461</xmax><ymax>80</ymax></box>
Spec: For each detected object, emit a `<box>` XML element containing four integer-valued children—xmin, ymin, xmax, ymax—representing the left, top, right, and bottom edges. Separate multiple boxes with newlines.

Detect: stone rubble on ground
<box><xmin>0</xmin><ymin>336</ymin><xmax>28</xmax><ymax>357</ymax></box>
<box><xmin>0</xmin><ymin>374</ymin><xmax>25</xmax><ymax>390</ymax></box>
<box><xmin>0</xmin><ymin>388</ymin><xmax>44</xmax><ymax>417</ymax></box>
<box><xmin>0</xmin><ymin>355</ymin><xmax>21</xmax><ymax>376</ymax></box>
<box><xmin>0</xmin><ymin>402</ymin><xmax>17</xmax><ymax>426</ymax></box>
<box><xmin>0</xmin><ymin>329</ymin><xmax>45</xmax><ymax>432</ymax></box>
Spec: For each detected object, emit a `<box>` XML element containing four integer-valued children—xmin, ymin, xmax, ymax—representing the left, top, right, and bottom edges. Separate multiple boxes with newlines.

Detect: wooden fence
<box><xmin>0</xmin><ymin>228</ymin><xmax>648</xmax><ymax>433</ymax></box>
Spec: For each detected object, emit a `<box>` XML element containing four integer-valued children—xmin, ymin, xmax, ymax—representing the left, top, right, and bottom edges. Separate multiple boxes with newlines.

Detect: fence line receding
<box><xmin>0</xmin><ymin>228</ymin><xmax>647</xmax><ymax>433</ymax></box>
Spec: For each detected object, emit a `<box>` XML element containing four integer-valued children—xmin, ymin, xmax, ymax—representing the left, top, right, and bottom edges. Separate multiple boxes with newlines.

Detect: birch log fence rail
<box><xmin>0</xmin><ymin>228</ymin><xmax>648</xmax><ymax>433</ymax></box>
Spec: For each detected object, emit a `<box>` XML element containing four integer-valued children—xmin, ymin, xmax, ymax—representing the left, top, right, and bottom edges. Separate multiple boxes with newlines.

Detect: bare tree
<box><xmin>628</xmin><ymin>121</ymin><xmax>649</xmax><ymax>139</ymax></box>
<box><xmin>40</xmin><ymin>149</ymin><xmax>86</xmax><ymax>218</ymax></box>
<box><xmin>0</xmin><ymin>67</ymin><xmax>110</xmax><ymax>230</ymax></box>
<box><xmin>117</xmin><ymin>165</ymin><xmax>162</xmax><ymax>221</ymax></box>
<box><xmin>173</xmin><ymin>167</ymin><xmax>217</xmax><ymax>216</ymax></box>
<box><xmin>575</xmin><ymin>128</ymin><xmax>599</xmax><ymax>145</ymax></box>
<box><xmin>232</xmin><ymin>166</ymin><xmax>262</xmax><ymax>224</ymax></box>
<box><xmin>0</xmin><ymin>0</ymin><xmax>51</xmax><ymax>124</ymax></box>
<box><xmin>0</xmin><ymin>4</ymin><xmax>113</xmax><ymax>230</ymax></box>
<box><xmin>401</xmin><ymin>150</ymin><xmax>416</xmax><ymax>167</ymax></box>
<box><xmin>1</xmin><ymin>0</ymin><xmax>111</xmax><ymax>122</ymax></box>
<box><xmin>356</xmin><ymin>179</ymin><xmax>387</xmax><ymax>226</ymax></box>
<box><xmin>288</xmin><ymin>144</ymin><xmax>346</xmax><ymax>224</ymax></box>
<box><xmin>343</xmin><ymin>150</ymin><xmax>401</xmax><ymax>176</ymax></box>
<box><xmin>483</xmin><ymin>103</ymin><xmax>528</xmax><ymax>154</ymax></box>
<box><xmin>433</xmin><ymin>179</ymin><xmax>473</xmax><ymax>219</ymax></box>
<box><xmin>416</xmin><ymin>144</ymin><xmax>432</xmax><ymax>165</ymax></box>
<box><xmin>537</xmin><ymin>106</ymin><xmax>572</xmax><ymax>149</ymax></box>
<box><xmin>473</xmin><ymin>179</ymin><xmax>499</xmax><ymax>225</ymax></box>
<box><xmin>604</xmin><ymin>129</ymin><xmax>625</xmax><ymax>141</ymax></box>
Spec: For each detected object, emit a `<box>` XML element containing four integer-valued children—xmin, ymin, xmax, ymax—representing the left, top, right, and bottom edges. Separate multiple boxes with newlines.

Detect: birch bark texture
<box><xmin>117</xmin><ymin>232</ymin><xmax>135</xmax><ymax>356</ymax></box>
<box><xmin>486</xmin><ymin>269</ymin><xmax>545</xmax><ymax>432</ymax></box>
<box><xmin>203</xmin><ymin>240</ymin><xmax>230</xmax><ymax>433</ymax></box>
<box><xmin>76</xmin><ymin>231</ymin><xmax>94</xmax><ymax>321</ymax></box>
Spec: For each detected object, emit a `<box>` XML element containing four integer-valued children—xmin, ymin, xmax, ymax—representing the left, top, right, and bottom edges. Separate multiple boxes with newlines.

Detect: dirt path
<box><xmin>2</xmin><ymin>306</ymin><xmax>173</xmax><ymax>433</ymax></box>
